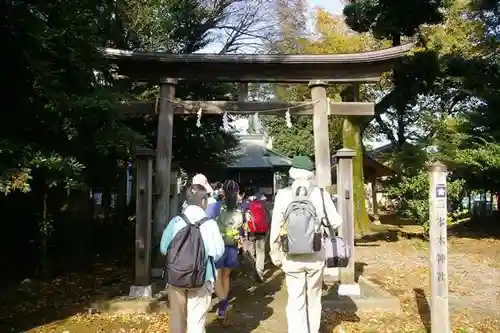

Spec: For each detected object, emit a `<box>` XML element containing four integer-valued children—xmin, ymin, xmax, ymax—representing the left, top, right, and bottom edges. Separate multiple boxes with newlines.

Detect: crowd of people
<box><xmin>160</xmin><ymin>155</ymin><xmax>343</xmax><ymax>333</ymax></box>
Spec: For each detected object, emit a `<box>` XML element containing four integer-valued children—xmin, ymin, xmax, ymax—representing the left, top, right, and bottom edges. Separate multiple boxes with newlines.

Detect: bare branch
<box><xmin>207</xmin><ymin>0</ymin><xmax>278</xmax><ymax>54</ymax></box>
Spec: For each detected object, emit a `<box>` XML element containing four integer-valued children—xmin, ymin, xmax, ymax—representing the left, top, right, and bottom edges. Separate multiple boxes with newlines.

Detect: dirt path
<box><xmin>357</xmin><ymin>237</ymin><xmax>500</xmax><ymax>317</ymax></box>
<box><xmin>205</xmin><ymin>269</ymin><xmax>288</xmax><ymax>333</ymax></box>
<box><xmin>7</xmin><ymin>235</ymin><xmax>500</xmax><ymax>333</ymax></box>
<box><xmin>220</xmin><ymin>236</ymin><xmax>500</xmax><ymax>333</ymax></box>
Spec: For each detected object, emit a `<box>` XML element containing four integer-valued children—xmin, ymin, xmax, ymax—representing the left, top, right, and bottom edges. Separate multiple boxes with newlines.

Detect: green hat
<box><xmin>291</xmin><ymin>155</ymin><xmax>315</xmax><ymax>171</ymax></box>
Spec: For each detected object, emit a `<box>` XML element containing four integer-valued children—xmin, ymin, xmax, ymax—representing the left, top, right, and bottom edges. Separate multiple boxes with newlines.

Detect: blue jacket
<box><xmin>205</xmin><ymin>197</ymin><xmax>222</xmax><ymax>219</ymax></box>
<box><xmin>160</xmin><ymin>205</ymin><xmax>225</xmax><ymax>282</ymax></box>
<box><xmin>183</xmin><ymin>196</ymin><xmax>220</xmax><ymax>219</ymax></box>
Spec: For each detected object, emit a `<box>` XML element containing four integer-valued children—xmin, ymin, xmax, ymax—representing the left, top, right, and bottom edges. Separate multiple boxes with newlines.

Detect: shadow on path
<box><xmin>414</xmin><ymin>288</ymin><xmax>431</xmax><ymax>333</ymax></box>
<box><xmin>448</xmin><ymin>216</ymin><xmax>500</xmax><ymax>240</ymax></box>
<box><xmin>0</xmin><ymin>263</ymin><xmax>131</xmax><ymax>332</ymax></box>
<box><xmin>206</xmin><ymin>266</ymin><xmax>285</xmax><ymax>333</ymax></box>
<box><xmin>321</xmin><ymin>283</ymin><xmax>360</xmax><ymax>333</ymax></box>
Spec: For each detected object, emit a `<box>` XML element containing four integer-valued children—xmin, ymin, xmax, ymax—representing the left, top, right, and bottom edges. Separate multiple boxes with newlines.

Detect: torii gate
<box><xmin>102</xmin><ymin>44</ymin><xmax>413</xmax><ymax>298</ymax></box>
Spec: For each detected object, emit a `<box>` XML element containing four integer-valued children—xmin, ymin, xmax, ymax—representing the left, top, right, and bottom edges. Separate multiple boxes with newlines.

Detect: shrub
<box><xmin>385</xmin><ymin>169</ymin><xmax>464</xmax><ymax>230</ymax></box>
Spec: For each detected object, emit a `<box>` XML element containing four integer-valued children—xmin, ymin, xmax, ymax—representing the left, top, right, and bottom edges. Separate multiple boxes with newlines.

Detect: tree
<box><xmin>339</xmin><ymin>0</ymin><xmax>500</xmax><ymax>228</ymax></box>
<box><xmin>343</xmin><ymin>0</ymin><xmax>450</xmax><ymax>46</ymax></box>
<box><xmin>261</xmin><ymin>9</ymin><xmax>383</xmax><ymax>231</ymax></box>
<box><xmin>308</xmin><ymin>10</ymin><xmax>383</xmax><ymax>232</ymax></box>
<box><xmin>122</xmin><ymin>0</ymin><xmax>276</xmax><ymax>53</ymax></box>
<box><xmin>2</xmin><ymin>0</ymin><xmax>267</xmax><ymax>278</ymax></box>
<box><xmin>271</xmin><ymin>0</ymin><xmax>309</xmax><ymax>52</ymax></box>
<box><xmin>343</xmin><ymin>0</ymin><xmax>451</xmax><ymax>152</ymax></box>
<box><xmin>2</xmin><ymin>0</ymin><xmax>144</xmax><ymax>276</ymax></box>
<box><xmin>471</xmin><ymin>0</ymin><xmax>500</xmax><ymax>53</ymax></box>
<box><xmin>119</xmin><ymin>0</ymin><xmax>277</xmax><ymax>178</ymax></box>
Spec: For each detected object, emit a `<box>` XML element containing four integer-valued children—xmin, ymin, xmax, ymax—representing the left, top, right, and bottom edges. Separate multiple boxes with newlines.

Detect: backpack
<box><xmin>247</xmin><ymin>200</ymin><xmax>269</xmax><ymax>233</ymax></box>
<box><xmin>164</xmin><ymin>214</ymin><xmax>213</xmax><ymax>289</ymax></box>
<box><xmin>281</xmin><ymin>186</ymin><xmax>321</xmax><ymax>255</ymax></box>
<box><xmin>217</xmin><ymin>203</ymin><xmax>243</xmax><ymax>245</ymax></box>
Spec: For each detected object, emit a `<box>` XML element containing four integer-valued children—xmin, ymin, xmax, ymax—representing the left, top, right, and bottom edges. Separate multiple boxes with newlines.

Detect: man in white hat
<box><xmin>269</xmin><ymin>155</ymin><xmax>342</xmax><ymax>333</ymax></box>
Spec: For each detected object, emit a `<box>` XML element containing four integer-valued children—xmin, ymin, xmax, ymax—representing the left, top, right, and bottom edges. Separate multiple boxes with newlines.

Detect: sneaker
<box><xmin>217</xmin><ymin>300</ymin><xmax>229</xmax><ymax>318</ymax></box>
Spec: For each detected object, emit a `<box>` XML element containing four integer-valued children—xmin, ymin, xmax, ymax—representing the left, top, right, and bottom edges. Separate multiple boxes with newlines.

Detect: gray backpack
<box><xmin>281</xmin><ymin>186</ymin><xmax>321</xmax><ymax>255</ymax></box>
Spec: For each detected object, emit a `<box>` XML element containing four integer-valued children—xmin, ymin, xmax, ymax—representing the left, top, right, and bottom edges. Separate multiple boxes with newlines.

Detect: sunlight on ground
<box><xmin>27</xmin><ymin>313</ymin><xmax>164</xmax><ymax>333</ymax></box>
<box><xmin>8</xmin><ymin>222</ymin><xmax>500</xmax><ymax>333</ymax></box>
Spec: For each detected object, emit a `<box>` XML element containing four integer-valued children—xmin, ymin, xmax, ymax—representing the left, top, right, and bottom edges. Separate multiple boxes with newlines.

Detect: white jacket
<box><xmin>269</xmin><ymin>178</ymin><xmax>342</xmax><ymax>267</ymax></box>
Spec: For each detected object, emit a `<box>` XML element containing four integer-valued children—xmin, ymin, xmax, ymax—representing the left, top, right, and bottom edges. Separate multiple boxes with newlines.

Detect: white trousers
<box><xmin>168</xmin><ymin>282</ymin><xmax>213</xmax><ymax>333</ymax></box>
<box><xmin>282</xmin><ymin>254</ymin><xmax>325</xmax><ymax>333</ymax></box>
<box><xmin>244</xmin><ymin>233</ymin><xmax>267</xmax><ymax>276</ymax></box>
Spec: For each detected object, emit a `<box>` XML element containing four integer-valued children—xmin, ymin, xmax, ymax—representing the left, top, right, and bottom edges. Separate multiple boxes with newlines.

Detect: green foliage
<box><xmin>173</xmin><ymin>116</ymin><xmax>240</xmax><ymax>177</ymax></box>
<box><xmin>385</xmin><ymin>169</ymin><xmax>464</xmax><ymax>228</ymax></box>
<box><xmin>453</xmin><ymin>140</ymin><xmax>500</xmax><ymax>192</ymax></box>
<box><xmin>2</xmin><ymin>0</ymin><xmax>139</xmax><ymax>194</ymax></box>
<box><xmin>123</xmin><ymin>0</ymin><xmax>227</xmax><ymax>52</ymax></box>
<box><xmin>262</xmin><ymin>115</ymin><xmax>342</xmax><ymax>158</ymax></box>
<box><xmin>2</xmin><ymin>0</ymin><xmax>250</xmax><ymax>279</ymax></box>
<box><xmin>343</xmin><ymin>0</ymin><xmax>451</xmax><ymax>45</ymax></box>
<box><xmin>448</xmin><ymin>208</ymin><xmax>469</xmax><ymax>226</ymax></box>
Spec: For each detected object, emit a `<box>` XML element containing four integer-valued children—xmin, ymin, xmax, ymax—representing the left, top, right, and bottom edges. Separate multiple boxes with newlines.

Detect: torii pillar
<box><xmin>152</xmin><ymin>77</ymin><xmax>177</xmax><ymax>277</ymax></box>
<box><xmin>309</xmin><ymin>80</ymin><xmax>338</xmax><ymax>282</ymax></box>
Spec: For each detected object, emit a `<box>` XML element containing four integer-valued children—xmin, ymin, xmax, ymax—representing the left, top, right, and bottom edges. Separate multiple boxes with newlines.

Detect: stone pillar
<box><xmin>152</xmin><ymin>78</ymin><xmax>177</xmax><ymax>277</ymax></box>
<box><xmin>335</xmin><ymin>148</ymin><xmax>360</xmax><ymax>296</ymax></box>
<box><xmin>309</xmin><ymin>81</ymin><xmax>331</xmax><ymax>188</ymax></box>
<box><xmin>428</xmin><ymin>162</ymin><xmax>450</xmax><ymax>333</ymax></box>
<box><xmin>309</xmin><ymin>80</ymin><xmax>337</xmax><ymax>281</ymax></box>
<box><xmin>129</xmin><ymin>147</ymin><xmax>154</xmax><ymax>298</ymax></box>
<box><xmin>371</xmin><ymin>176</ymin><xmax>380</xmax><ymax>224</ymax></box>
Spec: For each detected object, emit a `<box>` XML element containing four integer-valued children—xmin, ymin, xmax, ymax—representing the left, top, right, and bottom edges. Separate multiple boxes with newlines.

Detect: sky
<box><xmin>310</xmin><ymin>0</ymin><xmax>343</xmax><ymax>15</ymax></box>
<box><xmin>219</xmin><ymin>0</ymin><xmax>390</xmax><ymax>149</ymax></box>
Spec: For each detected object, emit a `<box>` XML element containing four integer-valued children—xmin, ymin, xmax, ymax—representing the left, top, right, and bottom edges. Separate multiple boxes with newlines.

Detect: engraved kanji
<box><xmin>436</xmin><ymin>235</ymin><xmax>446</xmax><ymax>245</ymax></box>
<box><xmin>437</xmin><ymin>271</ymin><xmax>446</xmax><ymax>281</ymax></box>
<box><xmin>437</xmin><ymin>253</ymin><xmax>446</xmax><ymax>264</ymax></box>
<box><xmin>437</xmin><ymin>216</ymin><xmax>446</xmax><ymax>227</ymax></box>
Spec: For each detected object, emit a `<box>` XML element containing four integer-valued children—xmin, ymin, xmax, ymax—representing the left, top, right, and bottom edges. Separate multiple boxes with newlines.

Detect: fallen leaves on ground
<box><xmin>27</xmin><ymin>313</ymin><xmax>171</xmax><ymax>333</ymax></box>
<box><xmin>3</xmin><ymin>233</ymin><xmax>500</xmax><ymax>333</ymax></box>
<box><xmin>333</xmin><ymin>235</ymin><xmax>500</xmax><ymax>333</ymax></box>
<box><xmin>0</xmin><ymin>262</ymin><xmax>133</xmax><ymax>332</ymax></box>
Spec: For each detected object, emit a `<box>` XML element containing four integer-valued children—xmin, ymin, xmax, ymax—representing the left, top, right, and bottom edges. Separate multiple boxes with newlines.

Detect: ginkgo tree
<box><xmin>306</xmin><ymin>9</ymin><xmax>386</xmax><ymax>231</ymax></box>
<box><xmin>262</xmin><ymin>8</ymin><xmax>385</xmax><ymax>231</ymax></box>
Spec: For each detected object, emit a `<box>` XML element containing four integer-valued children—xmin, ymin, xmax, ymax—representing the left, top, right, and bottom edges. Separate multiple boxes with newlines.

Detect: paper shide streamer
<box><xmin>196</xmin><ymin>108</ymin><xmax>202</xmax><ymax>127</ymax></box>
<box><xmin>158</xmin><ymin>96</ymin><xmax>330</xmax><ymax>132</ymax></box>
<box><xmin>285</xmin><ymin>108</ymin><xmax>292</xmax><ymax>128</ymax></box>
<box><xmin>222</xmin><ymin>111</ymin><xmax>230</xmax><ymax>131</ymax></box>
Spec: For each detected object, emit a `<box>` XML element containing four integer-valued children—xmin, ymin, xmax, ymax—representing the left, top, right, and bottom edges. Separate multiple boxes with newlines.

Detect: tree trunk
<box><xmin>39</xmin><ymin>189</ymin><xmax>50</xmax><ymax>279</ymax></box>
<box><xmin>343</xmin><ymin>117</ymin><xmax>369</xmax><ymax>233</ymax></box>
<box><xmin>101</xmin><ymin>187</ymin><xmax>111</xmax><ymax>220</ymax></box>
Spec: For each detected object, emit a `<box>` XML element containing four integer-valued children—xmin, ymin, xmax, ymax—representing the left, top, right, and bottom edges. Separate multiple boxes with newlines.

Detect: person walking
<box><xmin>242</xmin><ymin>188</ymin><xmax>270</xmax><ymax>282</ymax></box>
<box><xmin>213</xmin><ymin>179</ymin><xmax>243</xmax><ymax>319</ymax></box>
<box><xmin>182</xmin><ymin>174</ymin><xmax>220</xmax><ymax>219</ymax></box>
<box><xmin>269</xmin><ymin>156</ymin><xmax>342</xmax><ymax>333</ymax></box>
<box><xmin>160</xmin><ymin>184</ymin><xmax>225</xmax><ymax>333</ymax></box>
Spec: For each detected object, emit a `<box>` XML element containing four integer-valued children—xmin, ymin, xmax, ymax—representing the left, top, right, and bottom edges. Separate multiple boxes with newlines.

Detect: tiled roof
<box><xmin>228</xmin><ymin>136</ymin><xmax>291</xmax><ymax>169</ymax></box>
